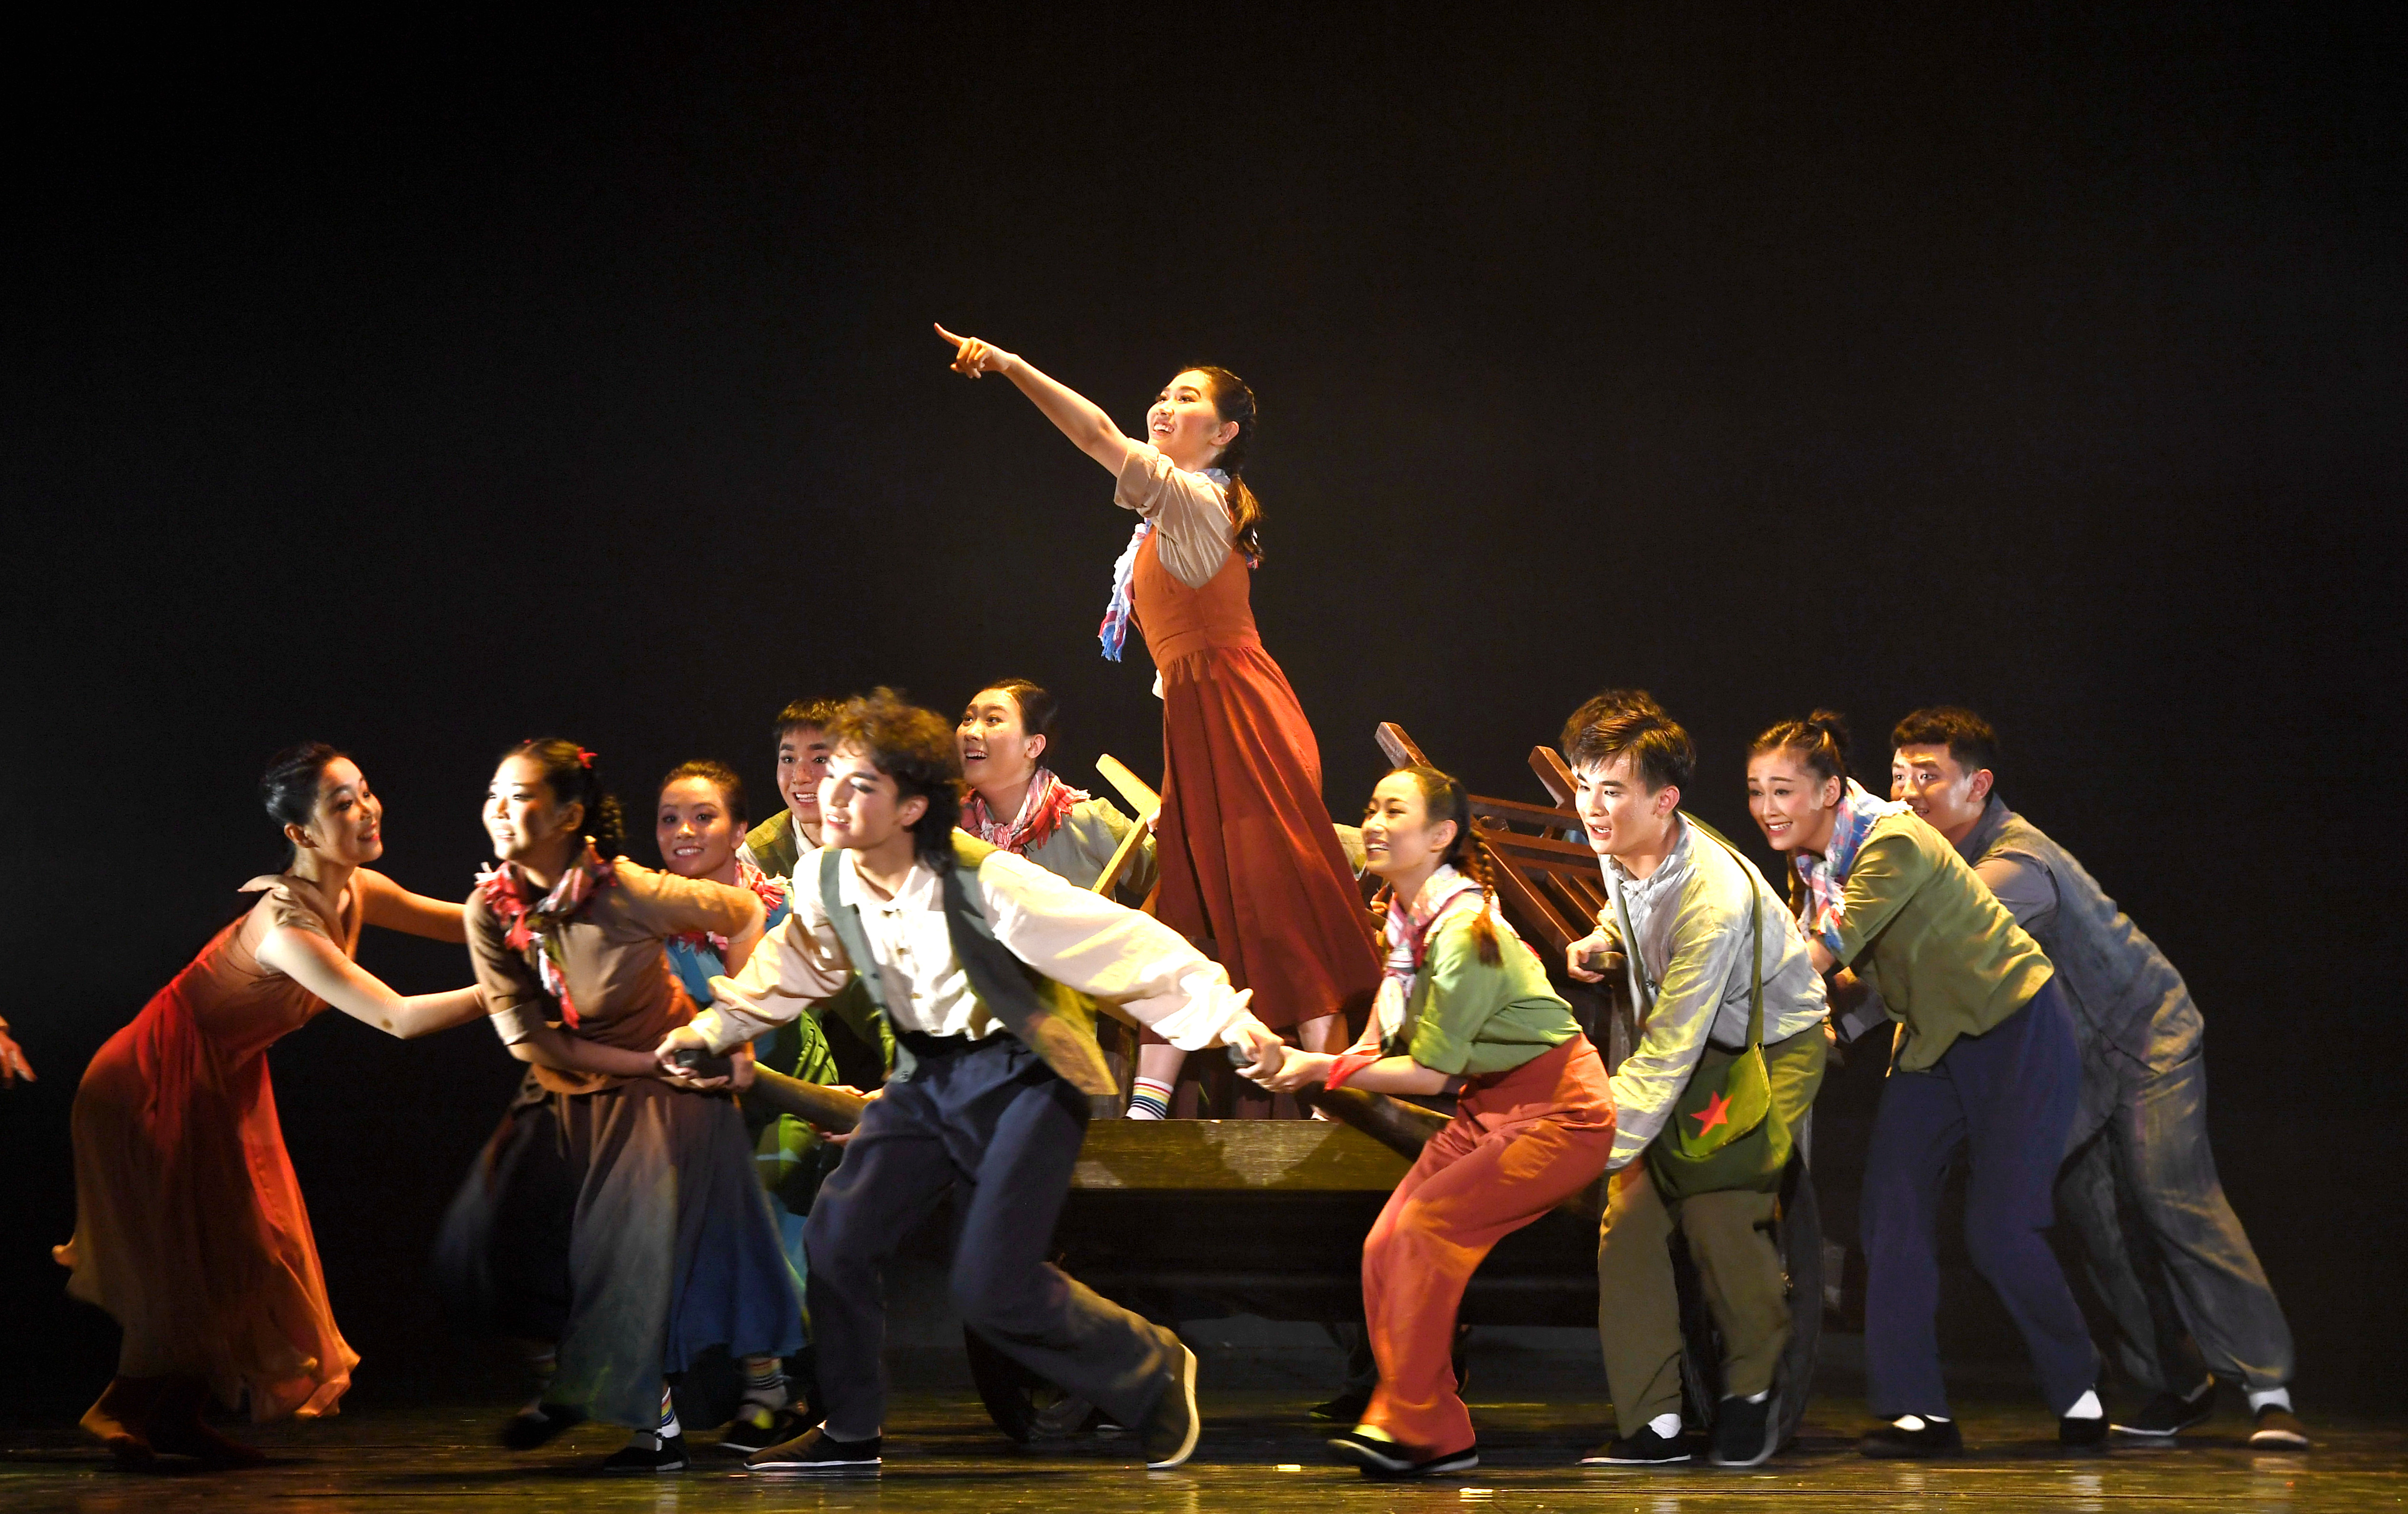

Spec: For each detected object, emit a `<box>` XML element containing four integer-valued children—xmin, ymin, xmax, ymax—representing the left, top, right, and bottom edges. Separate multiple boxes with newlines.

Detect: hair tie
<box><xmin>576</xmin><ymin>747</ymin><xmax>597</xmax><ymax>769</ymax></box>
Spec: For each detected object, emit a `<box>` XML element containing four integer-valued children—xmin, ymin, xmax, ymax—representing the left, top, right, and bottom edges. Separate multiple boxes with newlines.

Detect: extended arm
<box><xmin>355</xmin><ymin>867</ymin><xmax>469</xmax><ymax>943</ymax></box>
<box><xmin>936</xmin><ymin>324</ymin><xmax>1143</xmax><ymax>475</ymax></box>
<box><xmin>254</xmin><ymin>924</ymin><xmax>489</xmax><ymax>1039</ymax></box>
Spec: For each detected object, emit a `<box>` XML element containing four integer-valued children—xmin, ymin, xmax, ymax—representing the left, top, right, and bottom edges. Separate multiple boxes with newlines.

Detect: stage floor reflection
<box><xmin>3</xmin><ymin>1389</ymin><xmax>2395</xmax><ymax>1514</ymax></box>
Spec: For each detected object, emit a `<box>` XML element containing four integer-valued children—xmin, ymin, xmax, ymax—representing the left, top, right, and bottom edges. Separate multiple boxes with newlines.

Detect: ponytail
<box><xmin>1189</xmin><ymin>364</ymin><xmax>1265</xmax><ymax>564</ymax></box>
<box><xmin>1396</xmin><ymin>763</ymin><xmax>1503</xmax><ymax>966</ymax></box>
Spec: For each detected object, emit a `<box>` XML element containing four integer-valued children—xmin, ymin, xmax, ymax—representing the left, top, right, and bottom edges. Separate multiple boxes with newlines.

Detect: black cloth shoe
<box><xmin>2112</xmin><ymin>1380</ymin><xmax>2217</xmax><ymax>1438</ymax></box>
<box><xmin>1328</xmin><ymin>1428</ymin><xmax>1479</xmax><ymax>1479</ymax></box>
<box><xmin>1580</xmin><ymin>1423</ymin><xmax>1691</xmax><ymax>1465</ymax></box>
<box><xmin>1309</xmin><ymin>1385</ymin><xmax>1374</xmax><ymax>1423</ymax></box>
<box><xmin>717</xmin><ymin>1406</ymin><xmax>813</xmax><ymax>1457</ymax></box>
<box><xmin>1711</xmin><ymin>1394</ymin><xmax>1777</xmax><ymax>1467</ymax></box>
<box><xmin>601</xmin><ymin>1434</ymin><xmax>689</xmax><ymax>1473</ymax></box>
<box><xmin>2249</xmin><ymin>1407</ymin><xmax>2312</xmax><ymax>1449</ymax></box>
<box><xmin>1140</xmin><ymin>1341</ymin><xmax>1201</xmax><ymax>1469</ymax></box>
<box><xmin>1860</xmin><ymin>1418</ymin><xmax>1964</xmax><ymax>1458</ymax></box>
<box><xmin>499</xmin><ymin>1402</ymin><xmax>585</xmax><ymax>1451</ymax></box>
<box><xmin>2060</xmin><ymin>1413</ymin><xmax>2109</xmax><ymax>1450</ymax></box>
<box><xmin>745</xmin><ymin>1425</ymin><xmax>882</xmax><ymax>1476</ymax></box>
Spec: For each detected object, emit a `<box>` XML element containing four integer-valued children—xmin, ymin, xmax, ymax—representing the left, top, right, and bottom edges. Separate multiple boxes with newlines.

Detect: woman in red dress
<box><xmin>56</xmin><ymin>744</ymin><xmax>490</xmax><ymax>1467</ymax></box>
<box><xmin>936</xmin><ymin>325</ymin><xmax>1379</xmax><ymax>1115</ymax></box>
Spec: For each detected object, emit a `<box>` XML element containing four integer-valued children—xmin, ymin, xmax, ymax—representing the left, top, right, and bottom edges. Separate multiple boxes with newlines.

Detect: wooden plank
<box><xmin>1093</xmin><ymin>753</ymin><xmax>1159</xmax><ymax>815</ymax></box>
<box><xmin>1070</xmin><ymin>1118</ymin><xmax>1411</xmax><ymax>1192</ymax></box>
<box><xmin>1375</xmin><ymin>722</ymin><xmax>1431</xmax><ymax>769</ymax></box>
<box><xmin>1479</xmin><ymin>827</ymin><xmax>1599</xmax><ymax>863</ymax></box>
<box><xmin>1471</xmin><ymin>793</ymin><xmax>1584</xmax><ymax>833</ymax></box>
<box><xmin>1529</xmin><ymin>744</ymin><xmax>1578</xmax><ymax>809</ymax></box>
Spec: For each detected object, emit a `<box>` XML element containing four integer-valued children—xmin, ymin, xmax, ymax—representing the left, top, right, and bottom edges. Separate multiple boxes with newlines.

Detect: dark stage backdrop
<box><xmin>4</xmin><ymin>8</ymin><xmax>2400</xmax><ymax>1412</ymax></box>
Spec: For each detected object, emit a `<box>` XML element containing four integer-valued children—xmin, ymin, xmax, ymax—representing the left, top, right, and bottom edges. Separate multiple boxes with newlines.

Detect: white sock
<box><xmin>1647</xmin><ymin>1411</ymin><xmax>1682</xmax><ymax>1438</ymax></box>
<box><xmin>1127</xmin><ymin>1078</ymin><xmax>1173</xmax><ymax>1120</ymax></box>
<box><xmin>1737</xmin><ymin>1389</ymin><xmax>1770</xmax><ymax>1405</ymax></box>
<box><xmin>2247</xmin><ymin>1387</ymin><xmax>2293</xmax><ymax>1414</ymax></box>
<box><xmin>2064</xmin><ymin>1390</ymin><xmax>2102</xmax><ymax>1420</ymax></box>
<box><xmin>1893</xmin><ymin>1413</ymin><xmax>1950</xmax><ymax>1431</ymax></box>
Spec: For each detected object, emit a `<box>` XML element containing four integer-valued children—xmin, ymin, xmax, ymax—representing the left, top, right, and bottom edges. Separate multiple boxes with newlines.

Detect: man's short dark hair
<box><xmin>774</xmin><ymin>698</ymin><xmax>845</xmax><ymax>742</ymax></box>
<box><xmin>1891</xmin><ymin>706</ymin><xmax>2000</xmax><ymax>778</ymax></box>
<box><xmin>824</xmin><ymin>689</ymin><xmax>962</xmax><ymax>863</ymax></box>
<box><xmin>1562</xmin><ymin>691</ymin><xmax>1694</xmax><ymax>795</ymax></box>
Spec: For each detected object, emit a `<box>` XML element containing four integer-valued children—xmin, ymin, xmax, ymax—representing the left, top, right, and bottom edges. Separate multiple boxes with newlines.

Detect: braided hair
<box><xmin>506</xmin><ymin>737</ymin><xmax>629</xmax><ymax>859</ymax></box>
<box><xmin>1186</xmin><ymin>365</ymin><xmax>1265</xmax><ymax>564</ymax></box>
<box><xmin>1395</xmin><ymin>764</ymin><xmax>1503</xmax><ymax>966</ymax></box>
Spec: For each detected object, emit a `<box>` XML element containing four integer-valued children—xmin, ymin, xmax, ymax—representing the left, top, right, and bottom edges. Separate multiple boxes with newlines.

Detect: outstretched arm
<box><xmin>935</xmin><ymin>324</ymin><xmax>1143</xmax><ymax>475</ymax></box>
<box><xmin>355</xmin><ymin>867</ymin><xmax>469</xmax><ymax>943</ymax></box>
<box><xmin>254</xmin><ymin>924</ymin><xmax>490</xmax><ymax>1039</ymax></box>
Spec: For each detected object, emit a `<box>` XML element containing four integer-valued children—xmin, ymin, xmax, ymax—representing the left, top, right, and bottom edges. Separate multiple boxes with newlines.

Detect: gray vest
<box><xmin>1958</xmin><ymin>798</ymin><xmax>2202</xmax><ymax>1073</ymax></box>
<box><xmin>817</xmin><ymin>834</ymin><xmax>1119</xmax><ymax>1096</ymax></box>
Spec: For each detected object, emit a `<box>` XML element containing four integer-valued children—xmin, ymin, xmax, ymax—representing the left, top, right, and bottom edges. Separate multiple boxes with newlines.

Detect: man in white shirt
<box><xmin>659</xmin><ymin>691</ymin><xmax>1283</xmax><ymax>1477</ymax></box>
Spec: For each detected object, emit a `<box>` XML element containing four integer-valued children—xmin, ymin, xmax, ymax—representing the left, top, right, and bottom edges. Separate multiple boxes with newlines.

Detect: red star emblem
<box><xmin>1691</xmin><ymin>1089</ymin><xmax>1732</xmax><ymax>1137</ymax></box>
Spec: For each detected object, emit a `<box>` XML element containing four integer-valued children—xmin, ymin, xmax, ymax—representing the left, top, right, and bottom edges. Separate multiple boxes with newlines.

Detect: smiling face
<box><xmin>1146</xmin><ymin>369</ymin><xmax>1240</xmax><ymax>473</ymax></box>
<box><xmin>1746</xmin><ymin>749</ymin><xmax>1843</xmax><ymax>857</ymax></box>
<box><xmin>1571</xmin><ymin>752</ymin><xmax>1679</xmax><ymax>863</ymax></box>
<box><xmin>1360</xmin><ymin>771</ymin><xmax>1458</xmax><ymax>886</ymax></box>
<box><xmin>957</xmin><ymin>689</ymin><xmax>1044</xmax><ymax>799</ymax></box>
<box><xmin>655</xmin><ymin>776</ymin><xmax>741</xmax><ymax>881</ymax></box>
<box><xmin>1890</xmin><ymin>742</ymin><xmax>1990</xmax><ymax>844</ymax></box>
<box><xmin>485</xmin><ymin>754</ymin><xmax>582</xmax><ymax>868</ymax></box>
<box><xmin>290</xmin><ymin>757</ymin><xmax>385</xmax><ymax>865</ymax></box>
<box><xmin>776</xmin><ymin>724</ymin><xmax>833</xmax><ymax>831</ymax></box>
<box><xmin>818</xmin><ymin>744</ymin><xmax>927</xmax><ymax>855</ymax></box>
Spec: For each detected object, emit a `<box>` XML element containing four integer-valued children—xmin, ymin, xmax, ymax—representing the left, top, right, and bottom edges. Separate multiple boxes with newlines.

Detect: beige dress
<box><xmin>56</xmin><ymin>874</ymin><xmax>365</xmax><ymax>1419</ymax></box>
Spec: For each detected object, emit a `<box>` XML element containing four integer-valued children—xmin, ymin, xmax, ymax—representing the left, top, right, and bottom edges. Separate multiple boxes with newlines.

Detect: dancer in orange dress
<box><xmin>56</xmin><ymin>744</ymin><xmax>490</xmax><ymax>1468</ymax></box>
<box><xmin>936</xmin><ymin>325</ymin><xmax>1380</xmax><ymax>1117</ymax></box>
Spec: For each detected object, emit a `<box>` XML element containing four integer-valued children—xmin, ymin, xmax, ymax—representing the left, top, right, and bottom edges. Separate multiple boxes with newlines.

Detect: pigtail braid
<box><xmin>1462</xmin><ymin>831</ymin><xmax>1504</xmax><ymax>967</ymax></box>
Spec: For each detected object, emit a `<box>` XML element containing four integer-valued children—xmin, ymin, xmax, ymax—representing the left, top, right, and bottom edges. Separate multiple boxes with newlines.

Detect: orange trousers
<box><xmin>1361</xmin><ymin>1036</ymin><xmax>1616</xmax><ymax>1454</ymax></box>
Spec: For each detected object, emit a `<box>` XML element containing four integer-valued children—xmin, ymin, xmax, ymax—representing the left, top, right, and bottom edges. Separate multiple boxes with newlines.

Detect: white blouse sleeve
<box><xmin>692</xmin><ymin>881</ymin><xmax>858</xmax><ymax>1053</ymax></box>
<box><xmin>1113</xmin><ymin>444</ymin><xmax>1235</xmax><ymax>590</ymax></box>
<box><xmin>974</xmin><ymin>850</ymin><xmax>1255</xmax><ymax>1050</ymax></box>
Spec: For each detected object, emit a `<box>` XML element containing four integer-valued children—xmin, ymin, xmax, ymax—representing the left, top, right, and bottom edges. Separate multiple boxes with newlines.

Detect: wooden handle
<box><xmin>1093</xmin><ymin>753</ymin><xmax>1160</xmax><ymax>815</ymax></box>
<box><xmin>744</xmin><ymin>1066</ymin><xmax>869</xmax><ymax>1133</ymax></box>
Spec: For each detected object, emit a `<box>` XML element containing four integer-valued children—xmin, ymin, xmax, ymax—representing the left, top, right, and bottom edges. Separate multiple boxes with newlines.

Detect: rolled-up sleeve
<box><xmin>693</xmin><ymin>890</ymin><xmax>858</xmax><ymax>1053</ymax></box>
<box><xmin>976</xmin><ymin>851</ymin><xmax>1253</xmax><ymax>1050</ymax></box>
<box><xmin>1113</xmin><ymin>444</ymin><xmax>1234</xmax><ymax>589</ymax></box>
<box><xmin>464</xmin><ymin>894</ymin><xmax>548</xmax><ymax>1046</ymax></box>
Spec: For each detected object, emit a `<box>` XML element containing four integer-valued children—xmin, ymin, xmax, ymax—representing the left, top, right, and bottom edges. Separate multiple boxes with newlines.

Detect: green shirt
<box><xmin>1835</xmin><ymin>812</ymin><xmax>2054</xmax><ymax>1071</ymax></box>
<box><xmin>1388</xmin><ymin>914</ymin><xmax>1581</xmax><ymax>1077</ymax></box>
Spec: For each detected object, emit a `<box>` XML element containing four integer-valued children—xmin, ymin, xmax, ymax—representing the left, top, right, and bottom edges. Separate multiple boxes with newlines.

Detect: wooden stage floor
<box><xmin>4</xmin><ymin>1386</ymin><xmax>2397</xmax><ymax>1514</ymax></box>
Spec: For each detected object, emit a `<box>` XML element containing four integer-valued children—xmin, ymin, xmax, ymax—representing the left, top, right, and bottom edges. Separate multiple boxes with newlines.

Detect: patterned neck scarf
<box><xmin>1793</xmin><ymin>778</ymin><xmax>1908</xmax><ymax>954</ymax></box>
<box><xmin>477</xmin><ymin>842</ymin><xmax>617</xmax><ymax>1027</ymax></box>
<box><xmin>1373</xmin><ymin>864</ymin><xmax>1491</xmax><ymax>1043</ymax></box>
<box><xmin>1097</xmin><ymin>466</ymin><xmax>1229</xmax><ymax>662</ymax></box>
<box><xmin>960</xmin><ymin>766</ymin><xmax>1089</xmax><ymax>855</ymax></box>
<box><xmin>668</xmin><ymin>856</ymin><xmax>785</xmax><ymax>958</ymax></box>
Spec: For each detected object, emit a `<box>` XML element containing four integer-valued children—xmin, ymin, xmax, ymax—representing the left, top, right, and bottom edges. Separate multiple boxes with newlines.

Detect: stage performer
<box><xmin>739</xmin><ymin>699</ymin><xmax>841</xmax><ymax>886</ymax></box>
<box><xmin>56</xmin><ymin>743</ymin><xmax>489</xmax><ymax>1468</ymax></box>
<box><xmin>1749</xmin><ymin>713</ymin><xmax>2102</xmax><ymax>1457</ymax></box>
<box><xmin>459</xmin><ymin>739</ymin><xmax>798</xmax><ymax>1474</ymax></box>
<box><xmin>655</xmin><ymin>691</ymin><xmax>1287</xmax><ymax>1476</ymax></box>
<box><xmin>653</xmin><ymin>759</ymin><xmax>837</xmax><ymax>1453</ymax></box>
<box><xmin>1889</xmin><ymin>707</ymin><xmax>2307</xmax><ymax>1449</ymax></box>
<box><xmin>936</xmin><ymin>325</ymin><xmax>1380</xmax><ymax>1120</ymax></box>
<box><xmin>1254</xmin><ymin>765</ymin><xmax>1614</xmax><ymax>1479</ymax></box>
<box><xmin>1558</xmin><ymin>697</ymin><xmax>1829</xmax><ymax>1469</ymax></box>
<box><xmin>959</xmin><ymin>679</ymin><xmax>1156</xmax><ymax>902</ymax></box>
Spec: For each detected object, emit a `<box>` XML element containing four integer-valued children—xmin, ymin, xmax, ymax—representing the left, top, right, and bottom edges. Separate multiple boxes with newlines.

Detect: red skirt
<box><xmin>1152</xmin><ymin>641</ymin><xmax>1381</xmax><ymax>1031</ymax></box>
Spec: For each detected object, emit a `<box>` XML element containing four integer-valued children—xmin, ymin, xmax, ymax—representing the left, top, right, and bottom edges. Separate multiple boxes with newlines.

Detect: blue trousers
<box><xmin>801</xmin><ymin>1034</ymin><xmax>1179</xmax><ymax>1441</ymax></box>
<box><xmin>1863</xmin><ymin>978</ymin><xmax>2097</xmax><ymax>1418</ymax></box>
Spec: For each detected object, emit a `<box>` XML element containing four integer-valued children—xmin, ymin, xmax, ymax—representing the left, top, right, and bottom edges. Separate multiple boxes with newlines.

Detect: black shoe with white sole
<box><xmin>1140</xmin><ymin>1341</ymin><xmax>1201</xmax><ymax>1469</ymax></box>
<box><xmin>1711</xmin><ymin>1395</ymin><xmax>1777</xmax><ymax>1467</ymax></box>
<box><xmin>1580</xmin><ymin>1423</ymin><xmax>1690</xmax><ymax>1465</ymax></box>
<box><xmin>2060</xmin><ymin>1413</ymin><xmax>2110</xmax><ymax>1450</ymax></box>
<box><xmin>1327</xmin><ymin>1428</ymin><xmax>1479</xmax><ymax>1479</ymax></box>
<box><xmin>718</xmin><ymin>1406</ymin><xmax>816</xmax><ymax>1457</ymax></box>
<box><xmin>2112</xmin><ymin>1380</ymin><xmax>2217</xmax><ymax>1438</ymax></box>
<box><xmin>600</xmin><ymin>1434</ymin><xmax>689</xmax><ymax>1473</ymax></box>
<box><xmin>745</xmin><ymin>1426</ymin><xmax>882</xmax><ymax>1476</ymax></box>
<box><xmin>1859</xmin><ymin>1418</ymin><xmax>1964</xmax><ymax>1457</ymax></box>
<box><xmin>2250</xmin><ymin>1406</ymin><xmax>2312</xmax><ymax>1450</ymax></box>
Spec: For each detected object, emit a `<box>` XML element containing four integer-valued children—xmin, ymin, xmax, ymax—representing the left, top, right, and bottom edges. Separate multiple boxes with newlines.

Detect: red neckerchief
<box><xmin>476</xmin><ymin>843</ymin><xmax>616</xmax><ymax>1026</ymax></box>
<box><xmin>960</xmin><ymin>766</ymin><xmax>1088</xmax><ymax>855</ymax></box>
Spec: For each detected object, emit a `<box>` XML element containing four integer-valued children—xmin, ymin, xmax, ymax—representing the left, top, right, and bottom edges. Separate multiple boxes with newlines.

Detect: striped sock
<box><xmin>741</xmin><ymin>1361</ymin><xmax>786</xmax><ymax>1413</ymax></box>
<box><xmin>1127</xmin><ymin>1079</ymin><xmax>1173</xmax><ymax>1120</ymax></box>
